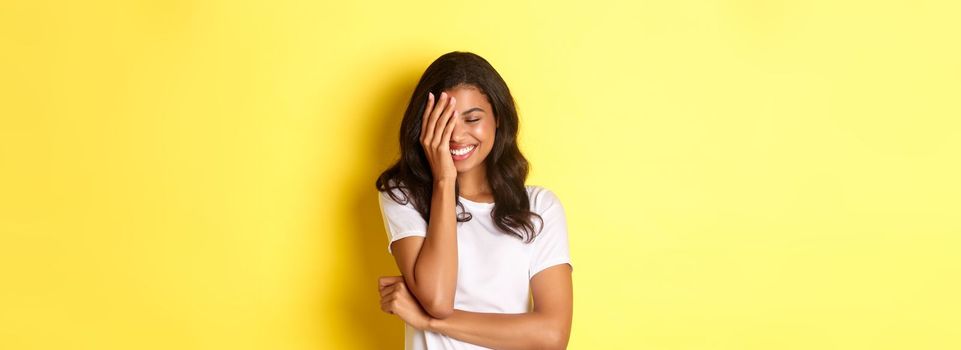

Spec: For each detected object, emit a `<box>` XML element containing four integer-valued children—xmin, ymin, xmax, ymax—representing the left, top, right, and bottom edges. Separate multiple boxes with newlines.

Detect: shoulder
<box><xmin>525</xmin><ymin>185</ymin><xmax>563</xmax><ymax>213</ymax></box>
<box><xmin>378</xmin><ymin>179</ymin><xmax>413</xmax><ymax>205</ymax></box>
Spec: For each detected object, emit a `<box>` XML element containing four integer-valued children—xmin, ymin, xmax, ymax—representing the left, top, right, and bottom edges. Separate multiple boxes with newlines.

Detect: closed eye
<box><xmin>466</xmin><ymin>119</ymin><xmax>480</xmax><ymax>123</ymax></box>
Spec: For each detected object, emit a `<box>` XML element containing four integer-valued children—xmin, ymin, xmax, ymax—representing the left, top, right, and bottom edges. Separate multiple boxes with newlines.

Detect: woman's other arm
<box><xmin>427</xmin><ymin>264</ymin><xmax>573</xmax><ymax>350</ymax></box>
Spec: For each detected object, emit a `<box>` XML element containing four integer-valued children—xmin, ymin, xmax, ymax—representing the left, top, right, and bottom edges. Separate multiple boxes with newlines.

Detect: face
<box><xmin>445</xmin><ymin>85</ymin><xmax>497</xmax><ymax>175</ymax></box>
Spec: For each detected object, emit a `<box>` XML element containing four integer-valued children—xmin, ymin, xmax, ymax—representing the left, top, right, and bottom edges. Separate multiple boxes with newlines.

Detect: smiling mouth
<box><xmin>450</xmin><ymin>144</ymin><xmax>476</xmax><ymax>156</ymax></box>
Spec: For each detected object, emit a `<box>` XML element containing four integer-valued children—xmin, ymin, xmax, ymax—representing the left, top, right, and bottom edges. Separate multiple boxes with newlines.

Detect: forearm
<box><xmin>410</xmin><ymin>178</ymin><xmax>458</xmax><ymax>316</ymax></box>
<box><xmin>428</xmin><ymin>310</ymin><xmax>569</xmax><ymax>350</ymax></box>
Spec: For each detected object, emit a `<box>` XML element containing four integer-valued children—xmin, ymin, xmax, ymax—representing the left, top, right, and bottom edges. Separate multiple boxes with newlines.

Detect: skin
<box><xmin>446</xmin><ymin>85</ymin><xmax>497</xmax><ymax>203</ymax></box>
<box><xmin>386</xmin><ymin>90</ymin><xmax>461</xmax><ymax>319</ymax></box>
<box><xmin>379</xmin><ymin>84</ymin><xmax>573</xmax><ymax>349</ymax></box>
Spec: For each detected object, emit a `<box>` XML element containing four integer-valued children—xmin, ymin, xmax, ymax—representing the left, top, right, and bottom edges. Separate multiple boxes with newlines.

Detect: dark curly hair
<box><xmin>375</xmin><ymin>51</ymin><xmax>542</xmax><ymax>242</ymax></box>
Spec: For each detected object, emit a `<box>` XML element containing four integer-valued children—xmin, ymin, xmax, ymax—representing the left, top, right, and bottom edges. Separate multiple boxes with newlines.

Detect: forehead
<box><xmin>444</xmin><ymin>85</ymin><xmax>491</xmax><ymax>111</ymax></box>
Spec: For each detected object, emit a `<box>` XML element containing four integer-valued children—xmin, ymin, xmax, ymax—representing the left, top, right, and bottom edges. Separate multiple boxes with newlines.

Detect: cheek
<box><xmin>476</xmin><ymin>121</ymin><xmax>496</xmax><ymax>144</ymax></box>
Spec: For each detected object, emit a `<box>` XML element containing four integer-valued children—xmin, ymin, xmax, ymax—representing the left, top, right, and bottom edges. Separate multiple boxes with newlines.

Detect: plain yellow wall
<box><xmin>2</xmin><ymin>0</ymin><xmax>959</xmax><ymax>349</ymax></box>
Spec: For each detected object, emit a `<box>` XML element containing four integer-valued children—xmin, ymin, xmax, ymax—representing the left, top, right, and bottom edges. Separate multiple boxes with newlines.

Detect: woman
<box><xmin>375</xmin><ymin>51</ymin><xmax>573</xmax><ymax>350</ymax></box>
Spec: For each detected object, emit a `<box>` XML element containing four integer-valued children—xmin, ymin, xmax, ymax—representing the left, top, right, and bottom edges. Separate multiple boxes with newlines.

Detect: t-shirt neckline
<box><xmin>458</xmin><ymin>195</ymin><xmax>495</xmax><ymax>209</ymax></box>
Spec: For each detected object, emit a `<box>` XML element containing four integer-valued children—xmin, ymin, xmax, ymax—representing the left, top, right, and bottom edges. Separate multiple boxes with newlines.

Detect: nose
<box><xmin>450</xmin><ymin>116</ymin><xmax>466</xmax><ymax>142</ymax></box>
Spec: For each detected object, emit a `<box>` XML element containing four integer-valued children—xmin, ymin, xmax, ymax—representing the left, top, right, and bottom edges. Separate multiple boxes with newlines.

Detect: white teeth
<box><xmin>450</xmin><ymin>145</ymin><xmax>475</xmax><ymax>156</ymax></box>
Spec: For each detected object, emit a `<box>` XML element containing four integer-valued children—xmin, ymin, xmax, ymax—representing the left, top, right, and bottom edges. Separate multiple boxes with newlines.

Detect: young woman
<box><xmin>375</xmin><ymin>51</ymin><xmax>573</xmax><ymax>350</ymax></box>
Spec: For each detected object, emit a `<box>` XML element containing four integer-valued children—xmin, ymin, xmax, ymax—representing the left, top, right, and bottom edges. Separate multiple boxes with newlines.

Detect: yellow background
<box><xmin>2</xmin><ymin>0</ymin><xmax>959</xmax><ymax>349</ymax></box>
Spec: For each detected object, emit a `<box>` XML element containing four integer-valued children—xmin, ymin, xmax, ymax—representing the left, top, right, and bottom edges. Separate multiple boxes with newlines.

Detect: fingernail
<box><xmin>428</xmin><ymin>92</ymin><xmax>433</xmax><ymax>99</ymax></box>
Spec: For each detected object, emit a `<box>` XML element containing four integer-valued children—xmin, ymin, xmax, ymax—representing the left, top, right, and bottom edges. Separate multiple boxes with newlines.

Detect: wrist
<box><xmin>433</xmin><ymin>177</ymin><xmax>456</xmax><ymax>188</ymax></box>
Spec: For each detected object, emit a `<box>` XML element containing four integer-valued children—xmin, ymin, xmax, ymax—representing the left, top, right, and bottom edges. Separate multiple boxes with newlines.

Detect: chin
<box><xmin>454</xmin><ymin>150</ymin><xmax>488</xmax><ymax>174</ymax></box>
<box><xmin>455</xmin><ymin>161</ymin><xmax>480</xmax><ymax>174</ymax></box>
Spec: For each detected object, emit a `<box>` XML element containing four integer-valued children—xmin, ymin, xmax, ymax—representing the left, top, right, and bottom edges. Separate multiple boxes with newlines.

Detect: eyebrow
<box><xmin>460</xmin><ymin>107</ymin><xmax>485</xmax><ymax>115</ymax></box>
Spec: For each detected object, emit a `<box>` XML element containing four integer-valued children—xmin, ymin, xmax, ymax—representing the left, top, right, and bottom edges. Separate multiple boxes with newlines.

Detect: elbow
<box><xmin>414</xmin><ymin>282</ymin><xmax>455</xmax><ymax>319</ymax></box>
<box><xmin>423</xmin><ymin>300</ymin><xmax>454</xmax><ymax>319</ymax></box>
<box><xmin>538</xmin><ymin>327</ymin><xmax>570</xmax><ymax>350</ymax></box>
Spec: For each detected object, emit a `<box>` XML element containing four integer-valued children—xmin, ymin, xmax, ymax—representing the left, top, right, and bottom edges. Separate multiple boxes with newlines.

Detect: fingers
<box><xmin>442</xmin><ymin>103</ymin><xmax>457</xmax><ymax>144</ymax></box>
<box><xmin>423</xmin><ymin>92</ymin><xmax>450</xmax><ymax>146</ymax></box>
<box><xmin>420</xmin><ymin>92</ymin><xmax>434</xmax><ymax>141</ymax></box>
<box><xmin>380</xmin><ymin>295</ymin><xmax>395</xmax><ymax>314</ymax></box>
<box><xmin>380</xmin><ymin>284</ymin><xmax>405</xmax><ymax>315</ymax></box>
<box><xmin>380</xmin><ymin>282</ymin><xmax>403</xmax><ymax>298</ymax></box>
<box><xmin>432</xmin><ymin>96</ymin><xmax>456</xmax><ymax>147</ymax></box>
<box><xmin>379</xmin><ymin>275</ymin><xmax>403</xmax><ymax>288</ymax></box>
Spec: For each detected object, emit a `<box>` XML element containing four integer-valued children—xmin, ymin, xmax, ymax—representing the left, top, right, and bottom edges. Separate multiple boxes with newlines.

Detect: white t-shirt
<box><xmin>377</xmin><ymin>184</ymin><xmax>573</xmax><ymax>350</ymax></box>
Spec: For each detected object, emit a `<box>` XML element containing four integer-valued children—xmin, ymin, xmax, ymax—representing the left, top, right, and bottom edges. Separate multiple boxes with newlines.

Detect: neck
<box><xmin>457</xmin><ymin>164</ymin><xmax>491</xmax><ymax>196</ymax></box>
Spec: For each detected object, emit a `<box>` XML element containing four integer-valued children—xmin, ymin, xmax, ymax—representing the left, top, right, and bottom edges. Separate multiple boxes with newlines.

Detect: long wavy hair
<box><xmin>375</xmin><ymin>51</ymin><xmax>542</xmax><ymax>242</ymax></box>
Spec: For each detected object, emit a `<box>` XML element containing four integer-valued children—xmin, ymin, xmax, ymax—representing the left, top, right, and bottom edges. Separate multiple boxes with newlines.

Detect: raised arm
<box><xmin>390</xmin><ymin>91</ymin><xmax>461</xmax><ymax>319</ymax></box>
<box><xmin>390</xmin><ymin>179</ymin><xmax>458</xmax><ymax>319</ymax></box>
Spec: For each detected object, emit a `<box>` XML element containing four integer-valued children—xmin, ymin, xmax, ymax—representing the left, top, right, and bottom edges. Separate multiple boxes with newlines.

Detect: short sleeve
<box><xmin>528</xmin><ymin>188</ymin><xmax>573</xmax><ymax>279</ymax></box>
<box><xmin>377</xmin><ymin>188</ymin><xmax>427</xmax><ymax>254</ymax></box>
